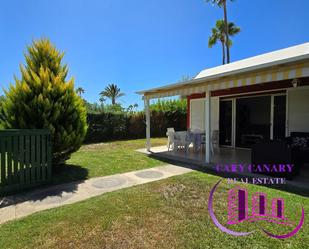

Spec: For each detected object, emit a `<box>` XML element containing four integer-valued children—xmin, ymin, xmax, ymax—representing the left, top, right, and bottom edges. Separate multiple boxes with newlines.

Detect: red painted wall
<box><xmin>186</xmin><ymin>93</ymin><xmax>205</xmax><ymax>129</ymax></box>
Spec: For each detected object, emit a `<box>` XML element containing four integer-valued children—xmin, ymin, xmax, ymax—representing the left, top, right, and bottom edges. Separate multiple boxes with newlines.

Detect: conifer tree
<box><xmin>0</xmin><ymin>38</ymin><xmax>88</xmax><ymax>165</ymax></box>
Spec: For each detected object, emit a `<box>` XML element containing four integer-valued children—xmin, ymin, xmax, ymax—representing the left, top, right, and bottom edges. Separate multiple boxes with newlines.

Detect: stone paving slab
<box><xmin>0</xmin><ymin>164</ymin><xmax>193</xmax><ymax>224</ymax></box>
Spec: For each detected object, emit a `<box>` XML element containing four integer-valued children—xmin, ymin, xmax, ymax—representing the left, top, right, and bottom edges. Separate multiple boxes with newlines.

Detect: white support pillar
<box><xmin>205</xmin><ymin>91</ymin><xmax>211</xmax><ymax>163</ymax></box>
<box><xmin>144</xmin><ymin>96</ymin><xmax>151</xmax><ymax>151</ymax></box>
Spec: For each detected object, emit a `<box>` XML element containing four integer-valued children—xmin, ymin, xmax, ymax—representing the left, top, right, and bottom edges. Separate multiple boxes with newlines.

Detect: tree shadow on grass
<box><xmin>0</xmin><ymin>164</ymin><xmax>89</xmax><ymax>208</ymax></box>
<box><xmin>52</xmin><ymin>163</ymin><xmax>89</xmax><ymax>185</ymax></box>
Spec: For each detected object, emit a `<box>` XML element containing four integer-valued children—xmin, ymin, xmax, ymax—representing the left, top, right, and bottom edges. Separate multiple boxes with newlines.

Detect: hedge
<box><xmin>85</xmin><ymin>111</ymin><xmax>187</xmax><ymax>143</ymax></box>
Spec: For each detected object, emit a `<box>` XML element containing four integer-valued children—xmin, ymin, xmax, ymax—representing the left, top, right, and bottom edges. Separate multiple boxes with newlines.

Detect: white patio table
<box><xmin>174</xmin><ymin>130</ymin><xmax>205</xmax><ymax>152</ymax></box>
<box><xmin>174</xmin><ymin>131</ymin><xmax>189</xmax><ymax>150</ymax></box>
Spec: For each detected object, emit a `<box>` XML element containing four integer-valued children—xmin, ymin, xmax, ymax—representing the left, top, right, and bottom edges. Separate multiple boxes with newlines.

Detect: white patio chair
<box><xmin>166</xmin><ymin>127</ymin><xmax>175</xmax><ymax>151</ymax></box>
<box><xmin>198</xmin><ymin>133</ymin><xmax>204</xmax><ymax>151</ymax></box>
<box><xmin>211</xmin><ymin>130</ymin><xmax>219</xmax><ymax>155</ymax></box>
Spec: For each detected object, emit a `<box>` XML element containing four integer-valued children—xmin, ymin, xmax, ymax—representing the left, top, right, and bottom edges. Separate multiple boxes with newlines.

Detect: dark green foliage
<box><xmin>85</xmin><ymin>98</ymin><xmax>187</xmax><ymax>143</ymax></box>
<box><xmin>0</xmin><ymin>95</ymin><xmax>5</xmax><ymax>128</ymax></box>
<box><xmin>0</xmin><ymin>39</ymin><xmax>88</xmax><ymax>165</ymax></box>
<box><xmin>85</xmin><ymin>110</ymin><xmax>187</xmax><ymax>143</ymax></box>
<box><xmin>86</xmin><ymin>113</ymin><xmax>129</xmax><ymax>142</ymax></box>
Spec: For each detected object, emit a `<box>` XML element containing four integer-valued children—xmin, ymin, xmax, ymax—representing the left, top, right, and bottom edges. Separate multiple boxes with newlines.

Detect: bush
<box><xmin>86</xmin><ymin>113</ymin><xmax>128</xmax><ymax>143</ymax></box>
<box><xmin>85</xmin><ymin>99</ymin><xmax>187</xmax><ymax>143</ymax></box>
<box><xmin>0</xmin><ymin>39</ymin><xmax>88</xmax><ymax>166</ymax></box>
<box><xmin>85</xmin><ymin>110</ymin><xmax>187</xmax><ymax>143</ymax></box>
<box><xmin>150</xmin><ymin>98</ymin><xmax>187</xmax><ymax>113</ymax></box>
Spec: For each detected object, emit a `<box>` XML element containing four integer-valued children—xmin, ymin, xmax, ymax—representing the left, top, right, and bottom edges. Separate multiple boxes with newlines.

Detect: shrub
<box><xmin>86</xmin><ymin>113</ymin><xmax>127</xmax><ymax>143</ymax></box>
<box><xmin>0</xmin><ymin>39</ymin><xmax>88</xmax><ymax>166</ymax></box>
<box><xmin>84</xmin><ymin>98</ymin><xmax>187</xmax><ymax>143</ymax></box>
<box><xmin>0</xmin><ymin>96</ymin><xmax>5</xmax><ymax>127</ymax></box>
<box><xmin>85</xmin><ymin>110</ymin><xmax>187</xmax><ymax>143</ymax></box>
<box><xmin>150</xmin><ymin>98</ymin><xmax>187</xmax><ymax>113</ymax></box>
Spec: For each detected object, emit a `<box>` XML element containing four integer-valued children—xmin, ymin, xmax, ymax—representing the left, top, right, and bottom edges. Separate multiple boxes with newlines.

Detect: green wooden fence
<box><xmin>0</xmin><ymin>129</ymin><xmax>52</xmax><ymax>195</ymax></box>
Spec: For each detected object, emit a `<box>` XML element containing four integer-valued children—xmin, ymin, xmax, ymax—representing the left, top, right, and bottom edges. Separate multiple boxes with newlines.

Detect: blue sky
<box><xmin>0</xmin><ymin>0</ymin><xmax>308</xmax><ymax>108</ymax></box>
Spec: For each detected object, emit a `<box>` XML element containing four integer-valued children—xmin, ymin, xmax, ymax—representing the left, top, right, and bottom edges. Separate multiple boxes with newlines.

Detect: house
<box><xmin>137</xmin><ymin>42</ymin><xmax>309</xmax><ymax>167</ymax></box>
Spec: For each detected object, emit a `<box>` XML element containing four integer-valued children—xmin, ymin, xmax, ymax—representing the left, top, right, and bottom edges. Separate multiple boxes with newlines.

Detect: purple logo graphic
<box><xmin>227</xmin><ymin>187</ymin><xmax>294</xmax><ymax>226</ymax></box>
<box><xmin>208</xmin><ymin>180</ymin><xmax>305</xmax><ymax>239</ymax></box>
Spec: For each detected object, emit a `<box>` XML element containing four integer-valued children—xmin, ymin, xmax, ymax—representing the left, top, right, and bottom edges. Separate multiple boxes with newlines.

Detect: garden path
<box><xmin>0</xmin><ymin>164</ymin><xmax>193</xmax><ymax>224</ymax></box>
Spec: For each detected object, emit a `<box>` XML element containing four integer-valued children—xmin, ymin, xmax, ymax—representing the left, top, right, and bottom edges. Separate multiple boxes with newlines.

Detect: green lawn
<box><xmin>52</xmin><ymin>138</ymin><xmax>166</xmax><ymax>184</ymax></box>
<box><xmin>0</xmin><ymin>171</ymin><xmax>308</xmax><ymax>249</ymax></box>
<box><xmin>1</xmin><ymin>139</ymin><xmax>308</xmax><ymax>248</ymax></box>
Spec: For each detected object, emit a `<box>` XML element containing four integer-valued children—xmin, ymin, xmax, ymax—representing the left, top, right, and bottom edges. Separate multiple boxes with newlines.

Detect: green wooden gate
<box><xmin>0</xmin><ymin>129</ymin><xmax>52</xmax><ymax>195</ymax></box>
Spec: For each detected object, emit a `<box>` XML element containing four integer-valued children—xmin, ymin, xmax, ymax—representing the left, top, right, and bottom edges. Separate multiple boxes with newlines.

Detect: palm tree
<box><xmin>208</xmin><ymin>21</ymin><xmax>225</xmax><ymax>65</ymax></box>
<box><xmin>127</xmin><ymin>104</ymin><xmax>134</xmax><ymax>113</ymax></box>
<box><xmin>99</xmin><ymin>96</ymin><xmax>106</xmax><ymax>104</ymax></box>
<box><xmin>208</xmin><ymin>20</ymin><xmax>240</xmax><ymax>64</ymax></box>
<box><xmin>205</xmin><ymin>0</ymin><xmax>234</xmax><ymax>63</ymax></box>
<box><xmin>99</xmin><ymin>84</ymin><xmax>125</xmax><ymax>105</ymax></box>
<box><xmin>76</xmin><ymin>87</ymin><xmax>85</xmax><ymax>97</ymax></box>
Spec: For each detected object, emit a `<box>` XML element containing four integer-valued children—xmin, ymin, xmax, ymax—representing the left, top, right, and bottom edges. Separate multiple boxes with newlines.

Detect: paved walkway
<box><xmin>0</xmin><ymin>164</ymin><xmax>193</xmax><ymax>224</ymax></box>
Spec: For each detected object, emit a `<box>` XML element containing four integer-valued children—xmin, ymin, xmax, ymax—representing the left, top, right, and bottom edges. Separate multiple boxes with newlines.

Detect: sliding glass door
<box><xmin>235</xmin><ymin>96</ymin><xmax>271</xmax><ymax>148</ymax></box>
<box><xmin>219</xmin><ymin>94</ymin><xmax>286</xmax><ymax>148</ymax></box>
<box><xmin>219</xmin><ymin>100</ymin><xmax>233</xmax><ymax>146</ymax></box>
<box><xmin>272</xmin><ymin>95</ymin><xmax>286</xmax><ymax>140</ymax></box>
